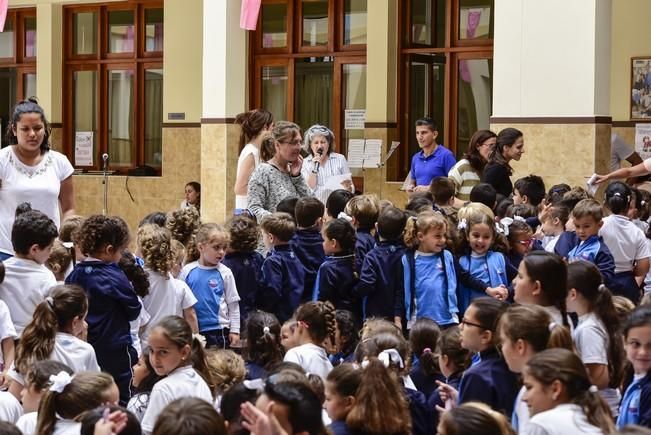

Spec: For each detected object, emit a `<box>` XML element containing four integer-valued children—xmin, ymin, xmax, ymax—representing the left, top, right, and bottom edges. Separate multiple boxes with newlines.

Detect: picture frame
<box><xmin>631</xmin><ymin>57</ymin><xmax>651</xmax><ymax>120</ymax></box>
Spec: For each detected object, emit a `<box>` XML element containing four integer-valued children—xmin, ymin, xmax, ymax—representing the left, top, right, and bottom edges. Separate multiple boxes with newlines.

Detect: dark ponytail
<box><xmin>604</xmin><ymin>181</ymin><xmax>632</xmax><ymax>215</ymax></box>
<box><xmin>245</xmin><ymin>311</ymin><xmax>283</xmax><ymax>370</ymax></box>
<box><xmin>409</xmin><ymin>318</ymin><xmax>441</xmax><ymax>378</ymax></box>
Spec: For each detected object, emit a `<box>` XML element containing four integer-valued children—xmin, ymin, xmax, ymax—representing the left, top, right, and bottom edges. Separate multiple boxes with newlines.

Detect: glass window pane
<box><xmin>261</xmin><ymin>65</ymin><xmax>288</xmax><ymax>122</ymax></box>
<box><xmin>145</xmin><ymin>8</ymin><xmax>164</xmax><ymax>52</ymax></box>
<box><xmin>0</xmin><ymin>18</ymin><xmax>14</xmax><ymax>58</ymax></box>
<box><xmin>24</xmin><ymin>73</ymin><xmax>36</xmax><ymax>98</ymax></box>
<box><xmin>108</xmin><ymin>70</ymin><xmax>134</xmax><ymax>166</ymax></box>
<box><xmin>262</xmin><ymin>3</ymin><xmax>287</xmax><ymax>48</ymax></box>
<box><xmin>294</xmin><ymin>58</ymin><xmax>333</xmax><ymax>131</ymax></box>
<box><xmin>407</xmin><ymin>56</ymin><xmax>445</xmax><ymax>158</ymax></box>
<box><xmin>74</xmin><ymin>12</ymin><xmax>97</xmax><ymax>55</ymax></box>
<box><xmin>459</xmin><ymin>0</ymin><xmax>493</xmax><ymax>40</ymax></box>
<box><xmin>411</xmin><ymin>0</ymin><xmax>445</xmax><ymax>47</ymax></box>
<box><xmin>0</xmin><ymin>68</ymin><xmax>17</xmax><ymax>143</ymax></box>
<box><xmin>73</xmin><ymin>70</ymin><xmax>97</xmax><ymax>166</ymax></box>
<box><xmin>302</xmin><ymin>0</ymin><xmax>328</xmax><ymax>47</ymax></box>
<box><xmin>108</xmin><ymin>10</ymin><xmax>135</xmax><ymax>53</ymax></box>
<box><xmin>144</xmin><ymin>69</ymin><xmax>163</xmax><ymax>168</ymax></box>
<box><xmin>344</xmin><ymin>0</ymin><xmax>367</xmax><ymax>45</ymax></box>
<box><xmin>342</xmin><ymin>64</ymin><xmax>366</xmax><ymax>155</ymax></box>
<box><xmin>24</xmin><ymin>17</ymin><xmax>36</xmax><ymax>58</ymax></box>
<box><xmin>457</xmin><ymin>58</ymin><xmax>492</xmax><ymax>156</ymax></box>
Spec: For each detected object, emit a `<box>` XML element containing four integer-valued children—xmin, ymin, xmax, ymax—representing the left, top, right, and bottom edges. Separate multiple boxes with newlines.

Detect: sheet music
<box><xmin>363</xmin><ymin>139</ymin><xmax>382</xmax><ymax>168</ymax></box>
<box><xmin>347</xmin><ymin>139</ymin><xmax>366</xmax><ymax>168</ymax></box>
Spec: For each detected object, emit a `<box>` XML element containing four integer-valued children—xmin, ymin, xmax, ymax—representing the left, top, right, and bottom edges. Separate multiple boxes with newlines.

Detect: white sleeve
<box><xmin>636</xmin><ymin>229</ymin><xmax>651</xmax><ymax>260</ymax></box>
<box><xmin>141</xmin><ymin>384</ymin><xmax>172</xmax><ymax>434</ymax></box>
<box><xmin>0</xmin><ymin>393</ymin><xmax>23</xmax><ymax>423</ymax></box>
<box><xmin>175</xmin><ymin>280</ymin><xmax>197</xmax><ymax>309</ymax></box>
<box><xmin>283</xmin><ymin>348</ymin><xmax>301</xmax><ymax>365</ymax></box>
<box><xmin>86</xmin><ymin>347</ymin><xmax>101</xmax><ymax>372</ymax></box>
<box><xmin>573</xmin><ymin>324</ymin><xmax>608</xmax><ymax>365</ymax></box>
<box><xmin>220</xmin><ymin>266</ymin><xmax>241</xmax><ymax>304</ymax></box>
<box><xmin>179</xmin><ymin>262</ymin><xmax>196</xmax><ymax>281</ymax></box>
<box><xmin>53</xmin><ymin>151</ymin><xmax>75</xmax><ymax>181</ymax></box>
<box><xmin>7</xmin><ymin>364</ymin><xmax>24</xmax><ymax>386</ymax></box>
<box><xmin>523</xmin><ymin>422</ymin><xmax>552</xmax><ymax>435</ymax></box>
<box><xmin>0</xmin><ymin>301</ymin><xmax>17</xmax><ymax>341</ymax></box>
<box><xmin>41</xmin><ymin>270</ymin><xmax>58</xmax><ymax>296</ymax></box>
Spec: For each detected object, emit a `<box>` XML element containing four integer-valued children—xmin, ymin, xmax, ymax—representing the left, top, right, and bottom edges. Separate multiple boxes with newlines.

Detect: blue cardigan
<box><xmin>313</xmin><ymin>254</ymin><xmax>359</xmax><ymax>318</ymax></box>
<box><xmin>290</xmin><ymin>228</ymin><xmax>326</xmax><ymax>301</ymax></box>
<box><xmin>258</xmin><ymin>244</ymin><xmax>305</xmax><ymax>323</ymax></box>
<box><xmin>222</xmin><ymin>251</ymin><xmax>264</xmax><ymax>324</ymax></box>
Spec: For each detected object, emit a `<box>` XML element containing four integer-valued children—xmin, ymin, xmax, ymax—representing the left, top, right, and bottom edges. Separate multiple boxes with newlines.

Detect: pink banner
<box><xmin>240</xmin><ymin>0</ymin><xmax>261</xmax><ymax>31</ymax></box>
<box><xmin>0</xmin><ymin>0</ymin><xmax>8</xmax><ymax>33</ymax></box>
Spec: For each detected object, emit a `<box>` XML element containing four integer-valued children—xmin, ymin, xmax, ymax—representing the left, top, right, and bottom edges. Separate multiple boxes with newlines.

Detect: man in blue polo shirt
<box><xmin>408</xmin><ymin>118</ymin><xmax>456</xmax><ymax>193</ymax></box>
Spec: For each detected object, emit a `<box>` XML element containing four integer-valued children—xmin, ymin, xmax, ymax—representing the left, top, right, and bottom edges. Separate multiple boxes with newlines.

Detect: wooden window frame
<box><xmin>337</xmin><ymin>0</ymin><xmax>367</xmax><ymax>51</ymax></box>
<box><xmin>0</xmin><ymin>9</ymin><xmax>37</xmax><ymax>67</ymax></box>
<box><xmin>63</xmin><ymin>1</ymin><xmax>163</xmax><ymax>174</ymax></box>
<box><xmin>393</xmin><ymin>0</ymin><xmax>493</xmax><ymax>181</ymax></box>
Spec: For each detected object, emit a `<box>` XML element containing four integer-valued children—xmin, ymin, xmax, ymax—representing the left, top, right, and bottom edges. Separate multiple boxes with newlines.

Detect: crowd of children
<box><xmin>0</xmin><ymin>166</ymin><xmax>650</xmax><ymax>435</ymax></box>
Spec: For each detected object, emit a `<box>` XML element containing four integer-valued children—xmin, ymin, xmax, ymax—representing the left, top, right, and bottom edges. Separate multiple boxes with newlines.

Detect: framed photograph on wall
<box><xmin>631</xmin><ymin>57</ymin><xmax>651</xmax><ymax>119</ymax></box>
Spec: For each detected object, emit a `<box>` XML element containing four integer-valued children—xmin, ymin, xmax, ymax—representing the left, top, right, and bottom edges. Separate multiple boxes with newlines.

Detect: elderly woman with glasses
<box><xmin>300</xmin><ymin>125</ymin><xmax>354</xmax><ymax>204</ymax></box>
<box><xmin>247</xmin><ymin>121</ymin><xmax>313</xmax><ymax>222</ymax></box>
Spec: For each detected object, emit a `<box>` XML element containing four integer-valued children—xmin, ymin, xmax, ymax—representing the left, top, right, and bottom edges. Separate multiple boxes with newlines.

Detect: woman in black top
<box><xmin>481</xmin><ymin>127</ymin><xmax>524</xmax><ymax>197</ymax></box>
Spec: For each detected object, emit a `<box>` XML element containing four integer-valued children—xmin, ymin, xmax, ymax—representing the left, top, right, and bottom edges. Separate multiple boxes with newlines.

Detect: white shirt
<box><xmin>141</xmin><ymin>269</ymin><xmax>197</xmax><ymax>348</ymax></box>
<box><xmin>572</xmin><ymin>312</ymin><xmax>621</xmax><ymax>416</ymax></box>
<box><xmin>0</xmin><ymin>391</ymin><xmax>22</xmax><ymax>423</ymax></box>
<box><xmin>9</xmin><ymin>332</ymin><xmax>100</xmax><ymax>386</ymax></box>
<box><xmin>513</xmin><ymin>386</ymin><xmax>530</xmax><ymax>433</ymax></box>
<box><xmin>16</xmin><ymin>411</ymin><xmax>37</xmax><ymax>435</ymax></box>
<box><xmin>611</xmin><ymin>133</ymin><xmax>635</xmax><ymax>172</ymax></box>
<box><xmin>599</xmin><ymin>214</ymin><xmax>651</xmax><ymax>273</ymax></box>
<box><xmin>0</xmin><ymin>257</ymin><xmax>56</xmax><ymax>335</ymax></box>
<box><xmin>141</xmin><ymin>366</ymin><xmax>213</xmax><ymax>433</ymax></box>
<box><xmin>301</xmin><ymin>152</ymin><xmax>353</xmax><ymax>204</ymax></box>
<box><xmin>543</xmin><ymin>235</ymin><xmax>560</xmax><ymax>253</ymax></box>
<box><xmin>235</xmin><ymin>143</ymin><xmax>261</xmax><ymax>210</ymax></box>
<box><xmin>525</xmin><ymin>403</ymin><xmax>603</xmax><ymax>435</ymax></box>
<box><xmin>0</xmin><ymin>147</ymin><xmax>74</xmax><ymax>254</ymax></box>
<box><xmin>0</xmin><ymin>299</ymin><xmax>16</xmax><ymax>364</ymax></box>
<box><xmin>130</xmin><ymin>297</ymin><xmax>151</xmax><ymax>357</ymax></box>
<box><xmin>283</xmin><ymin>343</ymin><xmax>333</xmax><ymax>380</ymax></box>
<box><xmin>52</xmin><ymin>420</ymin><xmax>81</xmax><ymax>435</ymax></box>
<box><xmin>544</xmin><ymin>306</ymin><xmax>573</xmax><ymax>332</ymax></box>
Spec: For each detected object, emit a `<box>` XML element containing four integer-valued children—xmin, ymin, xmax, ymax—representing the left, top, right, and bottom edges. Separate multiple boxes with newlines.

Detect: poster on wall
<box><xmin>344</xmin><ymin>110</ymin><xmax>366</xmax><ymax>130</ymax></box>
<box><xmin>75</xmin><ymin>132</ymin><xmax>93</xmax><ymax>166</ymax></box>
<box><xmin>631</xmin><ymin>57</ymin><xmax>651</xmax><ymax>120</ymax></box>
<box><xmin>635</xmin><ymin>123</ymin><xmax>651</xmax><ymax>160</ymax></box>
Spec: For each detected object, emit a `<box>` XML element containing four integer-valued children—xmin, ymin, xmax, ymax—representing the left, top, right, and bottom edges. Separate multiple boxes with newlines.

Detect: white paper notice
<box><xmin>347</xmin><ymin>139</ymin><xmax>366</xmax><ymax>168</ymax></box>
<box><xmin>363</xmin><ymin>139</ymin><xmax>382</xmax><ymax>168</ymax></box>
<box><xmin>344</xmin><ymin>109</ymin><xmax>366</xmax><ymax>130</ymax></box>
<box><xmin>325</xmin><ymin>173</ymin><xmax>353</xmax><ymax>191</ymax></box>
<box><xmin>635</xmin><ymin>123</ymin><xmax>651</xmax><ymax>161</ymax></box>
<box><xmin>75</xmin><ymin>132</ymin><xmax>93</xmax><ymax>166</ymax></box>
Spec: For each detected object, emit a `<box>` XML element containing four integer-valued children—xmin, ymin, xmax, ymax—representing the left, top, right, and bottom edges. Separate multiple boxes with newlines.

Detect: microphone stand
<box><xmin>102</xmin><ymin>154</ymin><xmax>109</xmax><ymax>215</ymax></box>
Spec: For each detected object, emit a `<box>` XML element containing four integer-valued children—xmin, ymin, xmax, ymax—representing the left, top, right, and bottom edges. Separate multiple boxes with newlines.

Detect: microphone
<box><xmin>102</xmin><ymin>153</ymin><xmax>109</xmax><ymax>171</ymax></box>
<box><xmin>314</xmin><ymin>148</ymin><xmax>324</xmax><ymax>172</ymax></box>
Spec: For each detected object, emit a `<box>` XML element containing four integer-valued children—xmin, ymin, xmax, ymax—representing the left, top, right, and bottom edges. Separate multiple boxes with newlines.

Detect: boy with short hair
<box><xmin>354</xmin><ymin>206</ymin><xmax>407</xmax><ymax>326</ymax></box>
<box><xmin>469</xmin><ymin>183</ymin><xmax>497</xmax><ymax>210</ymax></box>
<box><xmin>513</xmin><ymin>174</ymin><xmax>546</xmax><ymax>206</ymax></box>
<box><xmin>344</xmin><ymin>195</ymin><xmax>380</xmax><ymax>272</ymax></box>
<box><xmin>290</xmin><ymin>197</ymin><xmax>326</xmax><ymax>301</ymax></box>
<box><xmin>429</xmin><ymin>176</ymin><xmax>458</xmax><ymax>226</ymax></box>
<box><xmin>258</xmin><ymin>212</ymin><xmax>305</xmax><ymax>323</ymax></box>
<box><xmin>0</xmin><ymin>208</ymin><xmax>58</xmax><ymax>336</ymax></box>
<box><xmin>562</xmin><ymin>199</ymin><xmax>616</xmax><ymax>289</ymax></box>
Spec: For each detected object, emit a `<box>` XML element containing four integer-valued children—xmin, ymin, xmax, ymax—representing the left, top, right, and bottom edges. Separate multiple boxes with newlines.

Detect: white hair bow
<box><xmin>378</xmin><ymin>349</ymin><xmax>405</xmax><ymax>369</ymax></box>
<box><xmin>457</xmin><ymin>218</ymin><xmax>467</xmax><ymax>230</ymax></box>
<box><xmin>49</xmin><ymin>371</ymin><xmax>72</xmax><ymax>393</ymax></box>
<box><xmin>337</xmin><ymin>212</ymin><xmax>353</xmax><ymax>222</ymax></box>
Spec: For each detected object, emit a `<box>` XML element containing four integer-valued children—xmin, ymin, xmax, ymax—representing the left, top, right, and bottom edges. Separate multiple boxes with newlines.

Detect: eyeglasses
<box><xmin>460</xmin><ymin>318</ymin><xmax>485</xmax><ymax>329</ymax></box>
<box><xmin>517</xmin><ymin>238</ymin><xmax>535</xmax><ymax>246</ymax></box>
<box><xmin>279</xmin><ymin>139</ymin><xmax>302</xmax><ymax>146</ymax></box>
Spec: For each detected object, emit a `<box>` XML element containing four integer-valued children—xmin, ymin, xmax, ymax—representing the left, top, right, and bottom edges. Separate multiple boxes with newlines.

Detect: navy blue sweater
<box><xmin>404</xmin><ymin>387</ymin><xmax>436</xmax><ymax>435</ymax></box>
<box><xmin>313</xmin><ymin>254</ymin><xmax>359</xmax><ymax>318</ymax></box>
<box><xmin>290</xmin><ymin>228</ymin><xmax>326</xmax><ymax>301</ymax></box>
<box><xmin>222</xmin><ymin>251</ymin><xmax>264</xmax><ymax>323</ymax></box>
<box><xmin>354</xmin><ymin>240</ymin><xmax>406</xmax><ymax>320</ymax></box>
<box><xmin>354</xmin><ymin>228</ymin><xmax>376</xmax><ymax>271</ymax></box>
<box><xmin>66</xmin><ymin>261</ymin><xmax>141</xmax><ymax>351</ymax></box>
<box><xmin>258</xmin><ymin>244</ymin><xmax>305</xmax><ymax>323</ymax></box>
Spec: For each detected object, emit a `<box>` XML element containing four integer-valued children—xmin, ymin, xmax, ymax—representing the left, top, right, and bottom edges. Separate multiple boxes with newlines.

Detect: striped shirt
<box><xmin>448</xmin><ymin>159</ymin><xmax>481</xmax><ymax>201</ymax></box>
<box><xmin>301</xmin><ymin>152</ymin><xmax>353</xmax><ymax>204</ymax></box>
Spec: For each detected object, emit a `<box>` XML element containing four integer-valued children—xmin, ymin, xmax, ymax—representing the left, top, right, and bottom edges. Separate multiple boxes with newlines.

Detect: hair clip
<box><xmin>422</xmin><ymin>348</ymin><xmax>432</xmax><ymax>355</ymax></box>
<box><xmin>513</xmin><ymin>216</ymin><xmax>526</xmax><ymax>222</ymax></box>
<box><xmin>378</xmin><ymin>349</ymin><xmax>404</xmax><ymax>369</ymax></box>
<box><xmin>457</xmin><ymin>219</ymin><xmax>467</xmax><ymax>230</ymax></box>
<box><xmin>61</xmin><ymin>242</ymin><xmax>74</xmax><ymax>249</ymax></box>
<box><xmin>337</xmin><ymin>212</ymin><xmax>353</xmax><ymax>223</ymax></box>
<box><xmin>495</xmin><ymin>220</ymin><xmax>510</xmax><ymax>237</ymax></box>
<box><xmin>548</xmin><ymin>322</ymin><xmax>557</xmax><ymax>332</ymax></box>
<box><xmin>49</xmin><ymin>371</ymin><xmax>73</xmax><ymax>393</ymax></box>
<box><xmin>192</xmin><ymin>333</ymin><xmax>207</xmax><ymax>348</ymax></box>
<box><xmin>613</xmin><ymin>192</ymin><xmax>622</xmax><ymax>197</ymax></box>
<box><xmin>588</xmin><ymin>385</ymin><xmax>598</xmax><ymax>393</ymax></box>
<box><xmin>262</xmin><ymin>326</ymin><xmax>270</xmax><ymax>334</ymax></box>
<box><xmin>243</xmin><ymin>379</ymin><xmax>265</xmax><ymax>391</ymax></box>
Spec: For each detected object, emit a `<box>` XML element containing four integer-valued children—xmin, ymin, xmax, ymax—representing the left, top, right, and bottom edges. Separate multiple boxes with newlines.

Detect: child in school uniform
<box><xmin>0</xmin><ymin>208</ymin><xmax>58</xmax><ymax>336</ymax></box>
<box><xmin>45</xmin><ymin>240</ymin><xmax>72</xmax><ymax>285</ymax></box>
<box><xmin>599</xmin><ymin>182</ymin><xmax>651</xmax><ymax>303</ymax></box>
<box><xmin>539</xmin><ymin>204</ymin><xmax>569</xmax><ymax>253</ymax></box>
<box><xmin>180</xmin><ymin>223</ymin><xmax>241</xmax><ymax>349</ymax></box>
<box><xmin>290</xmin><ymin>197</ymin><xmax>326</xmax><ymax>301</ymax></box>
<box><xmin>65</xmin><ymin>215</ymin><xmax>142</xmax><ymax>405</ymax></box>
<box><xmin>222</xmin><ymin>215</ymin><xmax>264</xmax><ymax>325</ymax></box>
<box><xmin>354</xmin><ymin>206</ymin><xmax>407</xmax><ymax>325</ymax></box>
<box><xmin>427</xmin><ymin>326</ymin><xmax>470</xmax><ymax>413</ymax></box>
<box><xmin>258</xmin><ymin>213</ymin><xmax>305</xmax><ymax>323</ymax></box>
<box><xmin>313</xmin><ymin>218</ymin><xmax>359</xmax><ymax>319</ymax></box>
<box><xmin>344</xmin><ymin>194</ymin><xmax>380</xmax><ymax>271</ymax></box>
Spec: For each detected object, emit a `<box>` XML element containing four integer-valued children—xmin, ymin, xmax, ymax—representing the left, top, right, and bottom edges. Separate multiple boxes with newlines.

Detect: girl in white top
<box><xmin>599</xmin><ymin>182</ymin><xmax>651</xmax><ymax>303</ymax></box>
<box><xmin>179</xmin><ymin>181</ymin><xmax>201</xmax><ymax>211</ymax></box>
<box><xmin>15</xmin><ymin>360</ymin><xmax>75</xmax><ymax>435</ymax></box>
<box><xmin>283</xmin><ymin>301</ymin><xmax>335</xmax><ymax>381</ymax></box>
<box><xmin>0</xmin><ymin>98</ymin><xmax>75</xmax><ymax>257</ymax></box>
<box><xmin>141</xmin><ymin>316</ymin><xmax>214</xmax><ymax>434</ymax></box>
<box><xmin>498</xmin><ymin>304</ymin><xmax>573</xmax><ymax>433</ymax></box>
<box><xmin>8</xmin><ymin>285</ymin><xmax>99</xmax><ymax>400</ymax></box>
<box><xmin>566</xmin><ymin>261</ymin><xmax>625</xmax><ymax>417</ymax></box>
<box><xmin>522</xmin><ymin>348</ymin><xmax>614</xmax><ymax>435</ymax></box>
<box><xmin>137</xmin><ymin>224</ymin><xmax>199</xmax><ymax>350</ymax></box>
<box><xmin>301</xmin><ymin>125</ymin><xmax>354</xmax><ymax>205</ymax></box>
<box><xmin>234</xmin><ymin>109</ymin><xmax>274</xmax><ymax>211</ymax></box>
<box><xmin>35</xmin><ymin>371</ymin><xmax>119</xmax><ymax>435</ymax></box>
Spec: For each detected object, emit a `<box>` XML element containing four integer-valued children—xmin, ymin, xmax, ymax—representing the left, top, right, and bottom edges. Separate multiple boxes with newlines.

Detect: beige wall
<box><xmin>611</xmin><ymin>0</ymin><xmax>651</xmax><ymax>121</ymax></box>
